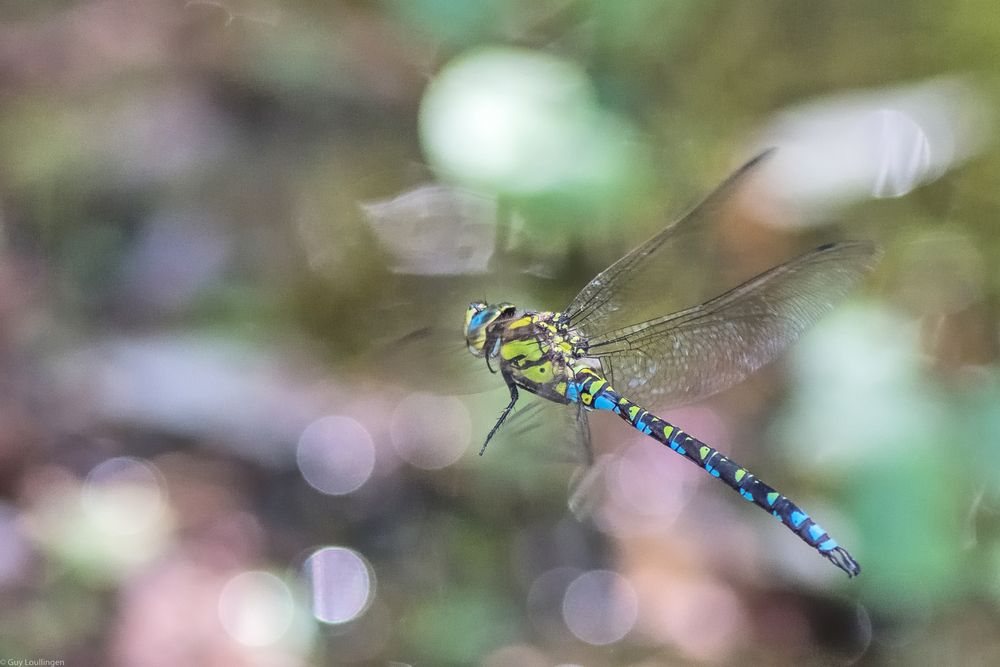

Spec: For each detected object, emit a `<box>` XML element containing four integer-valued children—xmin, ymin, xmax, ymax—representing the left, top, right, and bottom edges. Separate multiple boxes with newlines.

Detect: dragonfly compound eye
<box><xmin>465</xmin><ymin>302</ymin><xmax>503</xmax><ymax>357</ymax></box>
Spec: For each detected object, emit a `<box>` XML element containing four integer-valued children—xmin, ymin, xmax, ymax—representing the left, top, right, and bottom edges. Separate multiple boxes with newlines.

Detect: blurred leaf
<box><xmin>402</xmin><ymin>589</ymin><xmax>519</xmax><ymax>665</ymax></box>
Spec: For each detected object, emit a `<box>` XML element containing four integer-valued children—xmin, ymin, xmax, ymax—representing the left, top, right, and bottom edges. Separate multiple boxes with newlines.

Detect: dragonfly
<box><xmin>463</xmin><ymin>151</ymin><xmax>879</xmax><ymax>577</ymax></box>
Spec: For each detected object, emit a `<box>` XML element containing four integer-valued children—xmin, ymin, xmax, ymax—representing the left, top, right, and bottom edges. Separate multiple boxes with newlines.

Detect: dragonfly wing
<box><xmin>572</xmin><ymin>401</ymin><xmax>594</xmax><ymax>467</ymax></box>
<box><xmin>567</xmin><ymin>409</ymin><xmax>609</xmax><ymax>520</ymax></box>
<box><xmin>564</xmin><ymin>150</ymin><xmax>774</xmax><ymax>336</ymax></box>
<box><xmin>362</xmin><ymin>183</ymin><xmax>498</xmax><ymax>275</ymax></box>
<box><xmin>584</xmin><ymin>241</ymin><xmax>880</xmax><ymax>409</ymax></box>
<box><xmin>503</xmin><ymin>395</ymin><xmax>594</xmax><ymax>465</ymax></box>
<box><xmin>497</xmin><ymin>394</ymin><xmax>598</xmax><ymax>516</ymax></box>
<box><xmin>366</xmin><ymin>325</ymin><xmax>502</xmax><ymax>395</ymax></box>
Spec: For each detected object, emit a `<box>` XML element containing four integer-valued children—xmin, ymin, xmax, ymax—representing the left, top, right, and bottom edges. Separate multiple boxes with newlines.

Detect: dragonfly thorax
<box><xmin>464</xmin><ymin>305</ymin><xmax>590</xmax><ymax>404</ymax></box>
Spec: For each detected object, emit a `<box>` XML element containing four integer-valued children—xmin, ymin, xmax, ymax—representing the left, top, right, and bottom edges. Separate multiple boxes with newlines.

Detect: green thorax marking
<box><xmin>496</xmin><ymin>311</ymin><xmax>586</xmax><ymax>403</ymax></box>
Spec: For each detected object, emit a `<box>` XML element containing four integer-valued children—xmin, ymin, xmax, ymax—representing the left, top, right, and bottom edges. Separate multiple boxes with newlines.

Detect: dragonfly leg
<box><xmin>479</xmin><ymin>381</ymin><xmax>519</xmax><ymax>456</ymax></box>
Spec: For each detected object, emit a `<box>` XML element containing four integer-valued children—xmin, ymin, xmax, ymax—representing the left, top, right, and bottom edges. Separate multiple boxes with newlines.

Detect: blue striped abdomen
<box><xmin>570</xmin><ymin>365</ymin><xmax>860</xmax><ymax>577</ymax></box>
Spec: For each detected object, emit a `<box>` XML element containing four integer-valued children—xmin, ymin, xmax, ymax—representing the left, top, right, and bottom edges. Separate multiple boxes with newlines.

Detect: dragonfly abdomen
<box><xmin>571</xmin><ymin>365</ymin><xmax>861</xmax><ymax>577</ymax></box>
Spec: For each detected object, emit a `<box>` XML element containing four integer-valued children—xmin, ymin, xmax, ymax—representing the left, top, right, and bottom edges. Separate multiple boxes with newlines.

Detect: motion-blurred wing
<box><xmin>369</xmin><ymin>325</ymin><xmax>501</xmax><ymax>395</ymax></box>
<box><xmin>584</xmin><ymin>241</ymin><xmax>880</xmax><ymax>409</ymax></box>
<box><xmin>362</xmin><ymin>184</ymin><xmax>498</xmax><ymax>275</ymax></box>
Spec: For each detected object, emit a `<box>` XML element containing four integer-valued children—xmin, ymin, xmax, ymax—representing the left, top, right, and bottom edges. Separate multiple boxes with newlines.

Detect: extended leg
<box><xmin>479</xmin><ymin>381</ymin><xmax>519</xmax><ymax>456</ymax></box>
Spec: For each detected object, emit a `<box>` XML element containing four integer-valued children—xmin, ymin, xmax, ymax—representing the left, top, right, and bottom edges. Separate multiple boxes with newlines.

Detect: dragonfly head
<box><xmin>465</xmin><ymin>301</ymin><xmax>515</xmax><ymax>357</ymax></box>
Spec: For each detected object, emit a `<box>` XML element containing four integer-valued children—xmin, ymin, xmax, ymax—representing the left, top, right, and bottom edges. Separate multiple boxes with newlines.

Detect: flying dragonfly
<box><xmin>463</xmin><ymin>151</ymin><xmax>879</xmax><ymax>577</ymax></box>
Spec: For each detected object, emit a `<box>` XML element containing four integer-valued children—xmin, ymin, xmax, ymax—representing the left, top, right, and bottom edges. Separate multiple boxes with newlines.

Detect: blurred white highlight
<box><xmin>561</xmin><ymin>570</ymin><xmax>638</xmax><ymax>645</ymax></box>
<box><xmin>82</xmin><ymin>457</ymin><xmax>165</xmax><ymax>535</ymax></box>
<box><xmin>22</xmin><ymin>467</ymin><xmax>171</xmax><ymax>578</ymax></box>
<box><xmin>303</xmin><ymin>546</ymin><xmax>374</xmax><ymax>624</ymax></box>
<box><xmin>390</xmin><ymin>392</ymin><xmax>470</xmax><ymax>469</ymax></box>
<box><xmin>296</xmin><ymin>415</ymin><xmax>375</xmax><ymax>496</ymax></box>
<box><xmin>217</xmin><ymin>571</ymin><xmax>295</xmax><ymax>647</ymax></box>
<box><xmin>421</xmin><ymin>48</ymin><xmax>591</xmax><ymax>192</ymax></box>
<box><xmin>757</xmin><ymin>77</ymin><xmax>990</xmax><ymax>222</ymax></box>
<box><xmin>869</xmin><ymin>109</ymin><xmax>932</xmax><ymax>198</ymax></box>
<box><xmin>527</xmin><ymin>567</ymin><xmax>582</xmax><ymax>641</ymax></box>
<box><xmin>419</xmin><ymin>47</ymin><xmax>634</xmax><ymax>195</ymax></box>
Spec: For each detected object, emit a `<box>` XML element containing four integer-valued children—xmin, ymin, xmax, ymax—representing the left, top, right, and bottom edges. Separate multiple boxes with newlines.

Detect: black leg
<box><xmin>479</xmin><ymin>381</ymin><xmax>519</xmax><ymax>456</ymax></box>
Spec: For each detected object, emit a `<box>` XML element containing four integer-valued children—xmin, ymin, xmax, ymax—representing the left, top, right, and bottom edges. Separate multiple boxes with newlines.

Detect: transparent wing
<box><xmin>366</xmin><ymin>325</ymin><xmax>501</xmax><ymax>395</ymax></box>
<box><xmin>486</xmin><ymin>396</ymin><xmax>597</xmax><ymax>515</ymax></box>
<box><xmin>585</xmin><ymin>241</ymin><xmax>880</xmax><ymax>409</ymax></box>
<box><xmin>501</xmin><ymin>395</ymin><xmax>593</xmax><ymax>464</ymax></box>
<box><xmin>566</xmin><ymin>409</ymin><xmax>605</xmax><ymax>519</ymax></box>
<box><xmin>362</xmin><ymin>184</ymin><xmax>498</xmax><ymax>275</ymax></box>
<box><xmin>564</xmin><ymin>150</ymin><xmax>773</xmax><ymax>336</ymax></box>
<box><xmin>359</xmin><ymin>181</ymin><xmax>562</xmax><ymax>396</ymax></box>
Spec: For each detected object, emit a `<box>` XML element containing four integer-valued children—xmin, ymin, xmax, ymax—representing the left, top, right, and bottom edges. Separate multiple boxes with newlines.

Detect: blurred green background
<box><xmin>1</xmin><ymin>1</ymin><xmax>1000</xmax><ymax>665</ymax></box>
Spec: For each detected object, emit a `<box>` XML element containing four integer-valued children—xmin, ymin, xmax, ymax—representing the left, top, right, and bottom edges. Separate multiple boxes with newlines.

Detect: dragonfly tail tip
<box><xmin>825</xmin><ymin>546</ymin><xmax>861</xmax><ymax>578</ymax></box>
